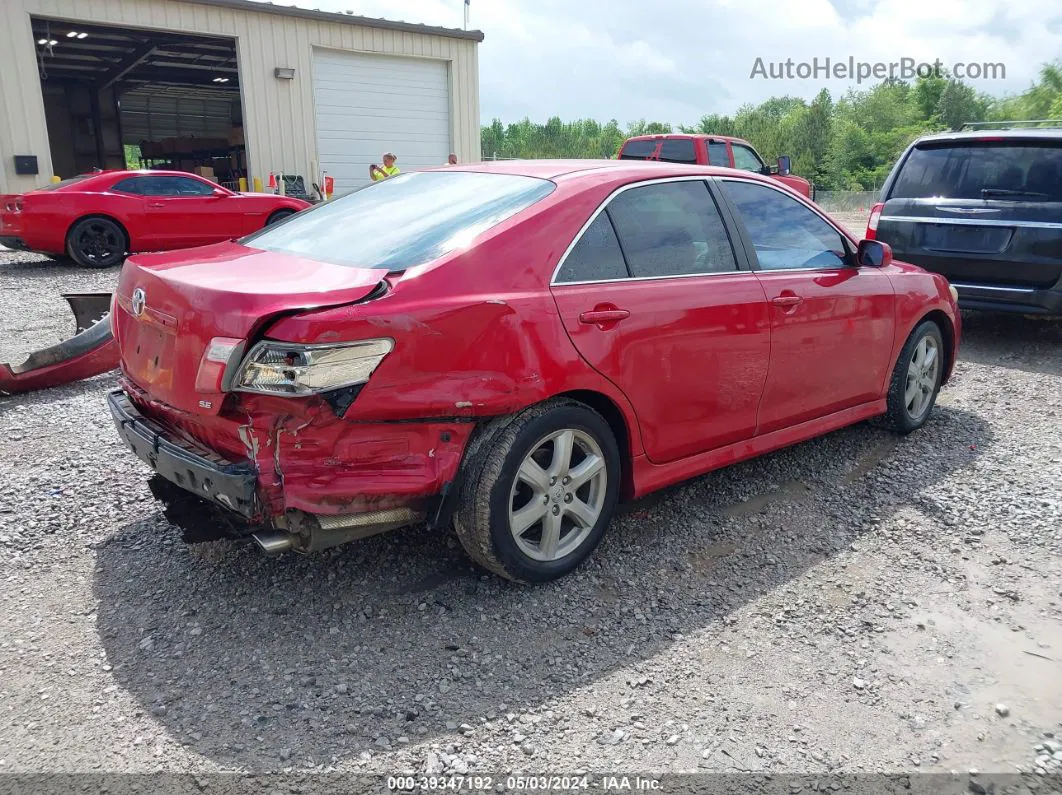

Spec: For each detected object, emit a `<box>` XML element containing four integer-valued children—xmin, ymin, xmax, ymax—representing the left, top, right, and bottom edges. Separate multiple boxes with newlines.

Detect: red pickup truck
<box><xmin>618</xmin><ymin>134</ymin><xmax>814</xmax><ymax>199</ymax></box>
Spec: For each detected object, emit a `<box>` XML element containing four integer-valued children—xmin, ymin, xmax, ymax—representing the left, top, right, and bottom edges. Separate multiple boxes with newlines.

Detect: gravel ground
<box><xmin>1</xmin><ymin>250</ymin><xmax>1060</xmax><ymax>787</ymax></box>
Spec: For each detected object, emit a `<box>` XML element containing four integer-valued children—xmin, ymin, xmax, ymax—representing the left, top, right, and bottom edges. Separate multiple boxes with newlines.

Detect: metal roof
<box><xmin>32</xmin><ymin>17</ymin><xmax>241</xmax><ymax>91</ymax></box>
<box><xmin>189</xmin><ymin>0</ymin><xmax>484</xmax><ymax>42</ymax></box>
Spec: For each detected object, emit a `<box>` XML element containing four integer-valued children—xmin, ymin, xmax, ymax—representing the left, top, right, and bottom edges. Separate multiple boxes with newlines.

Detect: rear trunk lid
<box><xmin>114</xmin><ymin>241</ymin><xmax>386</xmax><ymax>414</ymax></box>
<box><xmin>876</xmin><ymin>138</ymin><xmax>1062</xmax><ymax>289</ymax></box>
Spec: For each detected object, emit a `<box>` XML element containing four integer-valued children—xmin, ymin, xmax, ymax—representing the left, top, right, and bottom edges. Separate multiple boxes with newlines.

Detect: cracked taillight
<box><xmin>195</xmin><ymin>337</ymin><xmax>244</xmax><ymax>394</ymax></box>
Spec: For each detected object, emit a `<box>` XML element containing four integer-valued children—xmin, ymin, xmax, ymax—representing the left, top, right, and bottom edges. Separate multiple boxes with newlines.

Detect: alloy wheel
<box><xmin>904</xmin><ymin>334</ymin><xmax>940</xmax><ymax>421</ymax></box>
<box><xmin>507</xmin><ymin>428</ymin><xmax>608</xmax><ymax>562</ymax></box>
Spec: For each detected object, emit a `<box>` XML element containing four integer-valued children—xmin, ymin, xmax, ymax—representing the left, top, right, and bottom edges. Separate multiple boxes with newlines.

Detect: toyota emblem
<box><xmin>131</xmin><ymin>288</ymin><xmax>146</xmax><ymax>317</ymax></box>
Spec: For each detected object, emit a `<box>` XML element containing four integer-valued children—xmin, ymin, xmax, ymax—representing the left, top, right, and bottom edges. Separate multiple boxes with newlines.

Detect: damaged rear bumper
<box><xmin>108</xmin><ymin>385</ymin><xmax>478</xmax><ymax>552</ymax></box>
<box><xmin>0</xmin><ymin>293</ymin><xmax>118</xmax><ymax>395</ymax></box>
<box><xmin>108</xmin><ymin>390</ymin><xmax>260</xmax><ymax>519</ymax></box>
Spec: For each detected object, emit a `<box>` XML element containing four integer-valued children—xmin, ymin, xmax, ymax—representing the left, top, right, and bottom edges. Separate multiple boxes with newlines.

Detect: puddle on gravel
<box><xmin>843</xmin><ymin>437</ymin><xmax>901</xmax><ymax>483</ymax></box>
<box><xmin>719</xmin><ymin>479</ymin><xmax>813</xmax><ymax>519</ymax></box>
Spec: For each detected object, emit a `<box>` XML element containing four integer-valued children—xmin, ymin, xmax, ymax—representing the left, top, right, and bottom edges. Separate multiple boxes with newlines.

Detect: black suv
<box><xmin>868</xmin><ymin>129</ymin><xmax>1062</xmax><ymax>315</ymax></box>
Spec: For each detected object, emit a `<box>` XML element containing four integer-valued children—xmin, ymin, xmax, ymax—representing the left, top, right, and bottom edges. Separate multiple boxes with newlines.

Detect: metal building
<box><xmin>0</xmin><ymin>0</ymin><xmax>483</xmax><ymax>196</ymax></box>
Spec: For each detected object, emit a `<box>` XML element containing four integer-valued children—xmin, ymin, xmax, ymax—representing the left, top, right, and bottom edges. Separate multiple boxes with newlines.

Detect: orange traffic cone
<box><xmin>267</xmin><ymin>172</ymin><xmax>276</xmax><ymax>190</ymax></box>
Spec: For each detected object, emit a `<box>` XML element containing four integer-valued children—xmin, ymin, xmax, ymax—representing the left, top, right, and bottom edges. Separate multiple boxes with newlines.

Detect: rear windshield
<box><xmin>241</xmin><ymin>171</ymin><xmax>556</xmax><ymax>269</ymax></box>
<box><xmin>35</xmin><ymin>175</ymin><xmax>93</xmax><ymax>192</ymax></box>
<box><xmin>890</xmin><ymin>141</ymin><xmax>1062</xmax><ymax>202</ymax></box>
<box><xmin>619</xmin><ymin>140</ymin><xmax>658</xmax><ymax>160</ymax></box>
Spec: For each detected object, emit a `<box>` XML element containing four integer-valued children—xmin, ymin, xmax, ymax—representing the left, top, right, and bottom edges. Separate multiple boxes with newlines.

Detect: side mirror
<box><xmin>211</xmin><ymin>187</ymin><xmax>228</xmax><ymax>198</ymax></box>
<box><xmin>857</xmin><ymin>238</ymin><xmax>892</xmax><ymax>268</ymax></box>
<box><xmin>776</xmin><ymin>155</ymin><xmax>792</xmax><ymax>176</ymax></box>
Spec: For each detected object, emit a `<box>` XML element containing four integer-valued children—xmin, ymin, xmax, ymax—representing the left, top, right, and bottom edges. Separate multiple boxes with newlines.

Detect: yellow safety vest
<box><xmin>372</xmin><ymin>165</ymin><xmax>400</xmax><ymax>181</ymax></box>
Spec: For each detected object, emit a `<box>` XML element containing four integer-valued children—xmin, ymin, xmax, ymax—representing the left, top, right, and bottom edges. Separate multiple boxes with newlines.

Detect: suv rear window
<box><xmin>619</xmin><ymin>140</ymin><xmax>658</xmax><ymax>160</ymax></box>
<box><xmin>891</xmin><ymin>141</ymin><xmax>1062</xmax><ymax>202</ymax></box>
<box><xmin>241</xmin><ymin>171</ymin><xmax>555</xmax><ymax>269</ymax></box>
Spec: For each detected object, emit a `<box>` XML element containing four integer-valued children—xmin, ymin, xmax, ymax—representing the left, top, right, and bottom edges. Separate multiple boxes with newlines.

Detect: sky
<box><xmin>259</xmin><ymin>0</ymin><xmax>1062</xmax><ymax>126</ymax></box>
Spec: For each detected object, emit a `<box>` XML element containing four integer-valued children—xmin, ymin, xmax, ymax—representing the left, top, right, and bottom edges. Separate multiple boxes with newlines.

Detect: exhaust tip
<box><xmin>252</xmin><ymin>531</ymin><xmax>295</xmax><ymax>554</ymax></box>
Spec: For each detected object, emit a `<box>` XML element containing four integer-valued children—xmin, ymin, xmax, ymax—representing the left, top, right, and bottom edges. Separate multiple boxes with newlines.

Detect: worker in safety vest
<box><xmin>369</xmin><ymin>153</ymin><xmax>400</xmax><ymax>181</ymax></box>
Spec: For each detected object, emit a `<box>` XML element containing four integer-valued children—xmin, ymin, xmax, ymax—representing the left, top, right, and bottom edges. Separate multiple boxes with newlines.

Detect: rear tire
<box><xmin>453</xmin><ymin>400</ymin><xmax>621</xmax><ymax>583</ymax></box>
<box><xmin>66</xmin><ymin>217</ymin><xmax>127</xmax><ymax>269</ymax></box>
<box><xmin>876</xmin><ymin>320</ymin><xmax>945</xmax><ymax>434</ymax></box>
<box><xmin>265</xmin><ymin>209</ymin><xmax>295</xmax><ymax>226</ymax></box>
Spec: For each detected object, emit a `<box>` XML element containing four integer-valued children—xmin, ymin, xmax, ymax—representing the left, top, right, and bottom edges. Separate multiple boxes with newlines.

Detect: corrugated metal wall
<box><xmin>0</xmin><ymin>0</ymin><xmax>481</xmax><ymax>193</ymax></box>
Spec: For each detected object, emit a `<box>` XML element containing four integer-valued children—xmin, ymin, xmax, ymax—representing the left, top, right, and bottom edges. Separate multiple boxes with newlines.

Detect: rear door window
<box><xmin>658</xmin><ymin>139</ymin><xmax>697</xmax><ymax>164</ymax></box>
<box><xmin>890</xmin><ymin>141</ymin><xmax>1062</xmax><ymax>201</ymax></box>
<box><xmin>604</xmin><ymin>180</ymin><xmax>739</xmax><ymax>278</ymax></box>
<box><xmin>619</xmin><ymin>140</ymin><xmax>659</xmax><ymax>160</ymax></box>
<box><xmin>554</xmin><ymin>214</ymin><xmax>630</xmax><ymax>284</ymax></box>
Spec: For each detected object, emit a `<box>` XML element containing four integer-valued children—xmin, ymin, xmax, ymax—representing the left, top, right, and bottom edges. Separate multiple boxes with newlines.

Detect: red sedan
<box><xmin>1</xmin><ymin>170</ymin><xmax>310</xmax><ymax>268</ymax></box>
<box><xmin>108</xmin><ymin>161</ymin><xmax>960</xmax><ymax>582</ymax></box>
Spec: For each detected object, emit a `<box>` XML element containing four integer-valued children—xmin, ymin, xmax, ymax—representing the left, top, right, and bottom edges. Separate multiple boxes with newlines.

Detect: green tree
<box><xmin>680</xmin><ymin>113</ymin><xmax>737</xmax><ymax>136</ymax></box>
<box><xmin>479</xmin><ymin>60</ymin><xmax>1059</xmax><ymax>179</ymax></box>
<box><xmin>937</xmin><ymin>79</ymin><xmax>985</xmax><ymax>130</ymax></box>
<box><xmin>913</xmin><ymin>73</ymin><xmax>948</xmax><ymax>121</ymax></box>
<box><xmin>1023</xmin><ymin>62</ymin><xmax>1062</xmax><ymax>119</ymax></box>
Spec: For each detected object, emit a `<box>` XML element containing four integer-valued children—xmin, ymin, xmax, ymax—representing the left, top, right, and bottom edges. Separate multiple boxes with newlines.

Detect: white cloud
<box><xmin>258</xmin><ymin>0</ymin><xmax>1062</xmax><ymax>125</ymax></box>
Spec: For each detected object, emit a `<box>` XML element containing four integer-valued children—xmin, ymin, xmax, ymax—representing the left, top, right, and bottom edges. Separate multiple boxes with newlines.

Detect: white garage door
<box><xmin>313</xmin><ymin>49</ymin><xmax>451</xmax><ymax>194</ymax></box>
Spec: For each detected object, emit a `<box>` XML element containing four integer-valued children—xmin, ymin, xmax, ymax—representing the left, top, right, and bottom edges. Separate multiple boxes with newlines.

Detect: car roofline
<box><xmin>623</xmin><ymin>133</ymin><xmax>750</xmax><ymax>144</ymax></box>
<box><xmin>418</xmin><ymin>160</ymin><xmax>783</xmax><ymax>183</ymax></box>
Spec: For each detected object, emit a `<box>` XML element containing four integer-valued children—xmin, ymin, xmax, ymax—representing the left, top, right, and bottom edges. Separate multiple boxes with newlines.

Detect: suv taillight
<box><xmin>866</xmin><ymin>202</ymin><xmax>884</xmax><ymax>240</ymax></box>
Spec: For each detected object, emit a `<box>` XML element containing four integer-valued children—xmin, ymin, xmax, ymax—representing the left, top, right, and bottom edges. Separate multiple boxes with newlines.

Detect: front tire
<box><xmin>454</xmin><ymin>400</ymin><xmax>621</xmax><ymax>583</ymax></box>
<box><xmin>66</xmin><ymin>217</ymin><xmax>127</xmax><ymax>269</ymax></box>
<box><xmin>878</xmin><ymin>320</ymin><xmax>945</xmax><ymax>434</ymax></box>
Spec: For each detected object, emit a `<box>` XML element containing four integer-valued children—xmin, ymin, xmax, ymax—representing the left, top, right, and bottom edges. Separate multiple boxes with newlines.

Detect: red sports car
<box><xmin>1</xmin><ymin>170</ymin><xmax>310</xmax><ymax>268</ymax></box>
<box><xmin>108</xmin><ymin>160</ymin><xmax>961</xmax><ymax>582</ymax></box>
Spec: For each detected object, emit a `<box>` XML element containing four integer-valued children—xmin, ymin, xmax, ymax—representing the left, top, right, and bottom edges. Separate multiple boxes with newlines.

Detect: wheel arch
<box><xmin>266</xmin><ymin>207</ymin><xmax>297</xmax><ymax>225</ymax></box>
<box><xmin>919</xmin><ymin>309</ymin><xmax>956</xmax><ymax>385</ymax></box>
<box><xmin>432</xmin><ymin>388</ymin><xmax>638</xmax><ymax>532</ymax></box>
<box><xmin>555</xmin><ymin>389</ymin><xmax>636</xmax><ymax>500</ymax></box>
